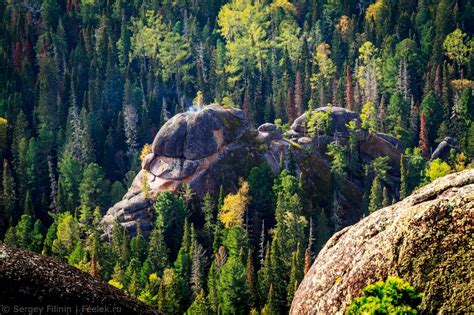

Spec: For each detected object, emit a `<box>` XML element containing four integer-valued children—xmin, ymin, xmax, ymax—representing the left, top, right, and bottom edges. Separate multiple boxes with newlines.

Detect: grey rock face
<box><xmin>257</xmin><ymin>123</ymin><xmax>283</xmax><ymax>143</ymax></box>
<box><xmin>431</xmin><ymin>137</ymin><xmax>460</xmax><ymax>161</ymax></box>
<box><xmin>102</xmin><ymin>105</ymin><xmax>256</xmax><ymax>240</ymax></box>
<box><xmin>153</xmin><ymin>158</ymin><xmax>200</xmax><ymax>180</ymax></box>
<box><xmin>103</xmin><ymin>106</ymin><xmax>403</xmax><ymax>241</ymax></box>
<box><xmin>291</xmin><ymin>169</ymin><xmax>474</xmax><ymax>314</ymax></box>
<box><xmin>290</xmin><ymin>106</ymin><xmax>360</xmax><ymax>135</ymax></box>
<box><xmin>152</xmin><ymin>113</ymin><xmax>188</xmax><ymax>158</ymax></box>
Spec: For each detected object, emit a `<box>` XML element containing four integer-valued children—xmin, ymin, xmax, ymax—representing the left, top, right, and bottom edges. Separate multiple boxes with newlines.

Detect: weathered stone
<box><xmin>152</xmin><ymin>113</ymin><xmax>188</xmax><ymax>157</ymax></box>
<box><xmin>291</xmin><ymin>169</ymin><xmax>474</xmax><ymax>314</ymax></box>
<box><xmin>141</xmin><ymin>153</ymin><xmax>156</xmax><ymax>170</ymax></box>
<box><xmin>431</xmin><ymin>137</ymin><xmax>460</xmax><ymax>161</ymax></box>
<box><xmin>0</xmin><ymin>245</ymin><xmax>159</xmax><ymax>314</ymax></box>
<box><xmin>184</xmin><ymin>108</ymin><xmax>221</xmax><ymax>160</ymax></box>
<box><xmin>153</xmin><ymin>158</ymin><xmax>199</xmax><ymax>180</ymax></box>
<box><xmin>103</xmin><ymin>106</ymin><xmax>403</xmax><ymax>241</ymax></box>
<box><xmin>290</xmin><ymin>106</ymin><xmax>360</xmax><ymax>135</ymax></box>
<box><xmin>258</xmin><ymin>123</ymin><xmax>279</xmax><ymax>132</ymax></box>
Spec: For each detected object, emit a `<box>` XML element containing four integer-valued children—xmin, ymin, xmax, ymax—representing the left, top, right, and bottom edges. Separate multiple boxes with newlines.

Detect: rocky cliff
<box><xmin>0</xmin><ymin>245</ymin><xmax>158</xmax><ymax>314</ymax></box>
<box><xmin>102</xmin><ymin>105</ymin><xmax>403</xmax><ymax>239</ymax></box>
<box><xmin>290</xmin><ymin>168</ymin><xmax>474</xmax><ymax>314</ymax></box>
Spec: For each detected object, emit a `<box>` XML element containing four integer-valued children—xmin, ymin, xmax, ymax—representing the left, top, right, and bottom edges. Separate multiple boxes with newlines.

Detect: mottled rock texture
<box><xmin>291</xmin><ymin>168</ymin><xmax>474</xmax><ymax>315</ymax></box>
<box><xmin>102</xmin><ymin>105</ymin><xmax>403</xmax><ymax>240</ymax></box>
<box><xmin>0</xmin><ymin>245</ymin><xmax>158</xmax><ymax>314</ymax></box>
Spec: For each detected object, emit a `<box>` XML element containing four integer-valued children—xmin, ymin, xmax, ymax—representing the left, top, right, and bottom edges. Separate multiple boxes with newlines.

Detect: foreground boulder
<box><xmin>290</xmin><ymin>168</ymin><xmax>474</xmax><ymax>314</ymax></box>
<box><xmin>0</xmin><ymin>245</ymin><xmax>158</xmax><ymax>314</ymax></box>
<box><xmin>102</xmin><ymin>105</ymin><xmax>403</xmax><ymax>239</ymax></box>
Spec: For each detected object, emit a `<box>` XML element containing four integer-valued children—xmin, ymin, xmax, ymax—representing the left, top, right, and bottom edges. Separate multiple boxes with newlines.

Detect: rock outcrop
<box><xmin>430</xmin><ymin>136</ymin><xmax>460</xmax><ymax>161</ymax></box>
<box><xmin>0</xmin><ymin>245</ymin><xmax>158</xmax><ymax>314</ymax></box>
<box><xmin>102</xmin><ymin>105</ymin><xmax>403</xmax><ymax>239</ymax></box>
<box><xmin>290</xmin><ymin>168</ymin><xmax>474</xmax><ymax>314</ymax></box>
<box><xmin>102</xmin><ymin>105</ymin><xmax>264</xmax><ymax>239</ymax></box>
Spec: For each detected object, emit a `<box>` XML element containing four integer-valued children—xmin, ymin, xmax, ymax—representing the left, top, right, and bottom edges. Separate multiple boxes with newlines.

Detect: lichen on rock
<box><xmin>290</xmin><ymin>169</ymin><xmax>474</xmax><ymax>314</ymax></box>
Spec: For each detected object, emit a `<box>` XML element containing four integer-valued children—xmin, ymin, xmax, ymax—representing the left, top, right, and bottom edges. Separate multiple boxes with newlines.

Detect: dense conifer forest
<box><xmin>0</xmin><ymin>0</ymin><xmax>473</xmax><ymax>313</ymax></box>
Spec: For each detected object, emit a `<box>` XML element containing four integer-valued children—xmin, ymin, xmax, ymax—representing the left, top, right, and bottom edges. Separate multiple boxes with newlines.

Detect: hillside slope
<box><xmin>0</xmin><ymin>245</ymin><xmax>158</xmax><ymax>314</ymax></box>
<box><xmin>291</xmin><ymin>168</ymin><xmax>474</xmax><ymax>314</ymax></box>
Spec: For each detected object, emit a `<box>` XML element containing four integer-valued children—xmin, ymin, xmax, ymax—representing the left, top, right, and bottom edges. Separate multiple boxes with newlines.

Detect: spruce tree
<box><xmin>246</xmin><ymin>249</ymin><xmax>257</xmax><ymax>309</ymax></box>
<box><xmin>368</xmin><ymin>176</ymin><xmax>383</xmax><ymax>214</ymax></box>
<box><xmin>1</xmin><ymin>159</ymin><xmax>16</xmax><ymax>230</ymax></box>
<box><xmin>15</xmin><ymin>213</ymin><xmax>33</xmax><ymax>250</ymax></box>
<box><xmin>29</xmin><ymin>219</ymin><xmax>44</xmax><ymax>253</ymax></box>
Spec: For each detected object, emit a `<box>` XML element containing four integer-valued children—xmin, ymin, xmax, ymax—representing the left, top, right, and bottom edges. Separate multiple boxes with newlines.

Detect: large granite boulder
<box><xmin>102</xmin><ymin>106</ymin><xmax>403</xmax><ymax>240</ymax></box>
<box><xmin>0</xmin><ymin>245</ymin><xmax>158</xmax><ymax>314</ymax></box>
<box><xmin>290</xmin><ymin>106</ymin><xmax>360</xmax><ymax>135</ymax></box>
<box><xmin>290</xmin><ymin>169</ymin><xmax>474</xmax><ymax>314</ymax></box>
<box><xmin>102</xmin><ymin>105</ymin><xmax>260</xmax><ymax>239</ymax></box>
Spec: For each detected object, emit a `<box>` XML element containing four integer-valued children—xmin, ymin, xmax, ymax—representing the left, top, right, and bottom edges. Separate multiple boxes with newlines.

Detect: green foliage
<box><xmin>327</xmin><ymin>142</ymin><xmax>347</xmax><ymax>179</ymax></box>
<box><xmin>217</xmin><ymin>253</ymin><xmax>248</xmax><ymax>314</ymax></box>
<box><xmin>347</xmin><ymin>277</ymin><xmax>422</xmax><ymax>314</ymax></box>
<box><xmin>153</xmin><ymin>191</ymin><xmax>187</xmax><ymax>256</ymax></box>
<box><xmin>57</xmin><ymin>156</ymin><xmax>83</xmax><ymax>212</ymax></box>
<box><xmin>307</xmin><ymin>111</ymin><xmax>332</xmax><ymax>137</ymax></box>
<box><xmin>360</xmin><ymin>102</ymin><xmax>378</xmax><ymax>132</ymax></box>
<box><xmin>29</xmin><ymin>219</ymin><xmax>44</xmax><ymax>253</ymax></box>
<box><xmin>443</xmin><ymin>29</ymin><xmax>472</xmax><ymax>70</ymax></box>
<box><xmin>368</xmin><ymin>176</ymin><xmax>383</xmax><ymax>214</ymax></box>
<box><xmin>400</xmin><ymin>148</ymin><xmax>426</xmax><ymax>198</ymax></box>
<box><xmin>79</xmin><ymin>163</ymin><xmax>110</xmax><ymax>211</ymax></box>
<box><xmin>426</xmin><ymin>159</ymin><xmax>452</xmax><ymax>183</ymax></box>
<box><xmin>52</xmin><ymin>212</ymin><xmax>80</xmax><ymax>259</ymax></box>
<box><xmin>0</xmin><ymin>0</ymin><xmax>472</xmax><ymax>312</ymax></box>
<box><xmin>15</xmin><ymin>213</ymin><xmax>33</xmax><ymax>250</ymax></box>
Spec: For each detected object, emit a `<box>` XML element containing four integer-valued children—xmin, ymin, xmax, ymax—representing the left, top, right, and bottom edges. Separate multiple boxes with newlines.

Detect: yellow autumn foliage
<box><xmin>140</xmin><ymin>143</ymin><xmax>152</xmax><ymax>161</ymax></box>
<box><xmin>219</xmin><ymin>180</ymin><xmax>250</xmax><ymax>228</ymax></box>
<box><xmin>365</xmin><ymin>0</ymin><xmax>383</xmax><ymax>21</ymax></box>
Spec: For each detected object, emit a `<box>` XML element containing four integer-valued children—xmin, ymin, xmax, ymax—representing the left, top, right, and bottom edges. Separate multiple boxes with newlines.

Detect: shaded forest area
<box><xmin>0</xmin><ymin>0</ymin><xmax>473</xmax><ymax>314</ymax></box>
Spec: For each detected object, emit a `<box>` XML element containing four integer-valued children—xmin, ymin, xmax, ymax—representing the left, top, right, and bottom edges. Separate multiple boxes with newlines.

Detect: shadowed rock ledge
<box><xmin>290</xmin><ymin>168</ymin><xmax>474</xmax><ymax>314</ymax></box>
<box><xmin>0</xmin><ymin>245</ymin><xmax>158</xmax><ymax>314</ymax></box>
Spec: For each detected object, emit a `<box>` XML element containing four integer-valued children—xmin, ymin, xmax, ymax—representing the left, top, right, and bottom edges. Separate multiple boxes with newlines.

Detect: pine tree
<box><xmin>1</xmin><ymin>160</ymin><xmax>16</xmax><ymax>230</ymax></box>
<box><xmin>147</xmin><ymin>222</ymin><xmax>168</xmax><ymax>275</ymax></box>
<box><xmin>130</xmin><ymin>222</ymin><xmax>148</xmax><ymax>264</ymax></box>
<box><xmin>190</xmin><ymin>240</ymin><xmax>206</xmax><ymax>299</ymax></box>
<box><xmin>68</xmin><ymin>241</ymin><xmax>85</xmax><ymax>266</ymax></box>
<box><xmin>52</xmin><ymin>212</ymin><xmax>80</xmax><ymax>259</ymax></box>
<box><xmin>400</xmin><ymin>154</ymin><xmax>408</xmax><ymax>200</ymax></box>
<box><xmin>15</xmin><ymin>213</ymin><xmax>33</xmax><ymax>250</ymax></box>
<box><xmin>42</xmin><ymin>222</ymin><xmax>57</xmax><ymax>256</ymax></box>
<box><xmin>217</xmin><ymin>252</ymin><xmax>248</xmax><ymax>314</ymax></box>
<box><xmin>295</xmin><ymin>70</ymin><xmax>304</xmax><ymax>116</ymax></box>
<box><xmin>29</xmin><ymin>219</ymin><xmax>44</xmax><ymax>253</ymax></box>
<box><xmin>186</xmin><ymin>290</ymin><xmax>211</xmax><ymax>314</ymax></box>
<box><xmin>287</xmin><ymin>244</ymin><xmax>303</xmax><ymax>307</ymax></box>
<box><xmin>3</xmin><ymin>226</ymin><xmax>16</xmax><ymax>247</ymax></box>
<box><xmin>382</xmin><ymin>187</ymin><xmax>391</xmax><ymax>208</ymax></box>
<box><xmin>287</xmin><ymin>87</ymin><xmax>297</xmax><ymax>123</ymax></box>
<box><xmin>345</xmin><ymin>64</ymin><xmax>354</xmax><ymax>111</ymax></box>
<box><xmin>246</xmin><ymin>249</ymin><xmax>257</xmax><ymax>309</ymax></box>
<box><xmin>201</xmin><ymin>192</ymin><xmax>215</xmax><ymax>242</ymax></box>
<box><xmin>57</xmin><ymin>155</ymin><xmax>83</xmax><ymax>212</ymax></box>
<box><xmin>368</xmin><ymin>176</ymin><xmax>383</xmax><ymax>214</ymax></box>
<box><xmin>79</xmin><ymin>163</ymin><xmax>110</xmax><ymax>210</ymax></box>
<box><xmin>207</xmin><ymin>261</ymin><xmax>220</xmax><ymax>313</ymax></box>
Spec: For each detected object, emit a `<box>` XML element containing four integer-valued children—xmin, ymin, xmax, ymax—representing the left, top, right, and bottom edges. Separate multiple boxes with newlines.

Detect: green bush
<box><xmin>347</xmin><ymin>276</ymin><xmax>423</xmax><ymax>314</ymax></box>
